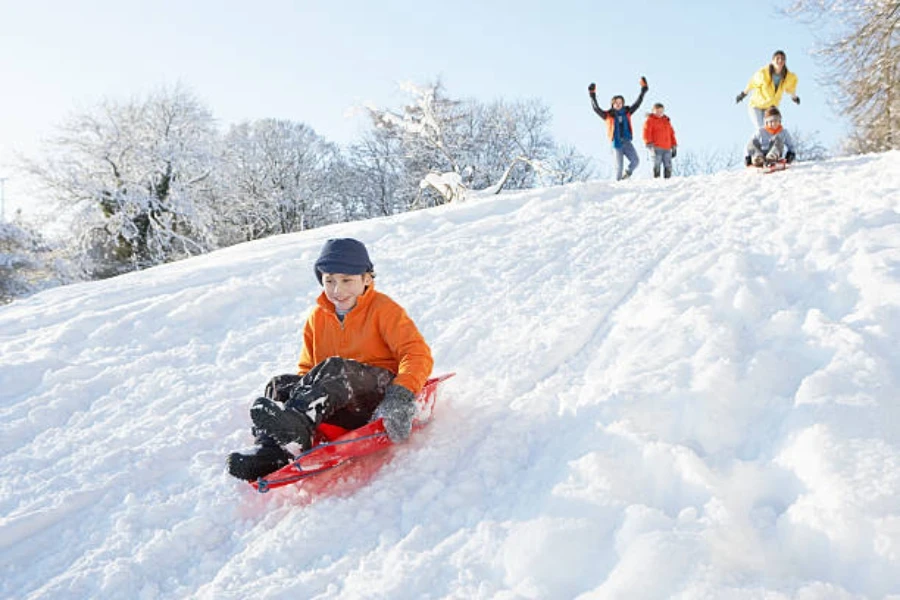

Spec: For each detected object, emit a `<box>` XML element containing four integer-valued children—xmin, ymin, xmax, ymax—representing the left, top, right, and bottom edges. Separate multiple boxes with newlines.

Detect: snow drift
<box><xmin>2</xmin><ymin>153</ymin><xmax>899</xmax><ymax>599</ymax></box>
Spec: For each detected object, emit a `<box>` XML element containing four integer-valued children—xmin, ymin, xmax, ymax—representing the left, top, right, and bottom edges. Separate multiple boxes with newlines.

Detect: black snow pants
<box><xmin>253</xmin><ymin>357</ymin><xmax>394</xmax><ymax>445</ymax></box>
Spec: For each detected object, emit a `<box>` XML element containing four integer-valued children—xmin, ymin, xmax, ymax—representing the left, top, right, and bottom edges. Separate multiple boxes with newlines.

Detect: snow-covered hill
<box><xmin>2</xmin><ymin>153</ymin><xmax>899</xmax><ymax>599</ymax></box>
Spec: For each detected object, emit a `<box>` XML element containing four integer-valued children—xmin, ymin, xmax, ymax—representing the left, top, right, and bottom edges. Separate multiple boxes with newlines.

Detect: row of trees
<box><xmin>3</xmin><ymin>1</ymin><xmax>895</xmax><ymax>303</ymax></box>
<box><xmin>4</xmin><ymin>81</ymin><xmax>590</xmax><ymax>299</ymax></box>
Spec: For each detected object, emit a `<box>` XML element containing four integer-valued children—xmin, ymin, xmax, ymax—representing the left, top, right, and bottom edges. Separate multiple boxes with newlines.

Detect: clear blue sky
<box><xmin>0</xmin><ymin>0</ymin><xmax>847</xmax><ymax>212</ymax></box>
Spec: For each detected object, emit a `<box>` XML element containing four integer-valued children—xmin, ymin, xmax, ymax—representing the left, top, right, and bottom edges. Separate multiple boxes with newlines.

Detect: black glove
<box><xmin>640</xmin><ymin>76</ymin><xmax>648</xmax><ymax>92</ymax></box>
<box><xmin>736</xmin><ymin>91</ymin><xmax>747</xmax><ymax>104</ymax></box>
<box><xmin>785</xmin><ymin>150</ymin><xmax>796</xmax><ymax>164</ymax></box>
<box><xmin>792</xmin><ymin>96</ymin><xmax>800</xmax><ymax>105</ymax></box>
<box><xmin>373</xmin><ymin>384</ymin><xmax>416</xmax><ymax>442</ymax></box>
<box><xmin>671</xmin><ymin>146</ymin><xmax>677</xmax><ymax>158</ymax></box>
<box><xmin>588</xmin><ymin>82</ymin><xmax>596</xmax><ymax>95</ymax></box>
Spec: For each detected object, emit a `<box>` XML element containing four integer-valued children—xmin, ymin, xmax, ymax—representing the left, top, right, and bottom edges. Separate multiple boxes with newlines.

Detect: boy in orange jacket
<box><xmin>642</xmin><ymin>102</ymin><xmax>678</xmax><ymax>179</ymax></box>
<box><xmin>227</xmin><ymin>238</ymin><xmax>434</xmax><ymax>481</ymax></box>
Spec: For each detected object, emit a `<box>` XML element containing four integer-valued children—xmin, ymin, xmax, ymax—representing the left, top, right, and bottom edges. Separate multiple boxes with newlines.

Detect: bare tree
<box><xmin>784</xmin><ymin>0</ymin><xmax>900</xmax><ymax>152</ymax></box>
<box><xmin>216</xmin><ymin>119</ymin><xmax>342</xmax><ymax>245</ymax></box>
<box><xmin>789</xmin><ymin>128</ymin><xmax>831</xmax><ymax>161</ymax></box>
<box><xmin>674</xmin><ymin>147</ymin><xmax>743</xmax><ymax>176</ymax></box>
<box><xmin>546</xmin><ymin>145</ymin><xmax>594</xmax><ymax>185</ymax></box>
<box><xmin>344</xmin><ymin>128</ymin><xmax>408</xmax><ymax>217</ymax></box>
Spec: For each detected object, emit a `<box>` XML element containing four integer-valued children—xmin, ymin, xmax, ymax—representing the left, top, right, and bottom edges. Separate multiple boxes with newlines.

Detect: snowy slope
<box><xmin>2</xmin><ymin>153</ymin><xmax>900</xmax><ymax>599</ymax></box>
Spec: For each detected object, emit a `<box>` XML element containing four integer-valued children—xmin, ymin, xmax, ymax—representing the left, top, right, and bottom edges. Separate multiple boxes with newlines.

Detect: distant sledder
<box><xmin>745</xmin><ymin>106</ymin><xmax>796</xmax><ymax>173</ymax></box>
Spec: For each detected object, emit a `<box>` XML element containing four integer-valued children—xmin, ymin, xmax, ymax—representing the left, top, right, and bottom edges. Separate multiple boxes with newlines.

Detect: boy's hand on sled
<box><xmin>374</xmin><ymin>384</ymin><xmax>416</xmax><ymax>442</ymax></box>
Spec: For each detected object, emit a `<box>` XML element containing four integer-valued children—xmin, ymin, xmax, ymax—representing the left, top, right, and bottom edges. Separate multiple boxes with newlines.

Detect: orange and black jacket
<box><xmin>590</xmin><ymin>87</ymin><xmax>647</xmax><ymax>148</ymax></box>
<box><xmin>297</xmin><ymin>283</ymin><xmax>434</xmax><ymax>394</ymax></box>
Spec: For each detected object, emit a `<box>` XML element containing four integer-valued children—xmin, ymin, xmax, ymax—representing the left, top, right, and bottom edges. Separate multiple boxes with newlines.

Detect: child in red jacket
<box><xmin>642</xmin><ymin>102</ymin><xmax>678</xmax><ymax>179</ymax></box>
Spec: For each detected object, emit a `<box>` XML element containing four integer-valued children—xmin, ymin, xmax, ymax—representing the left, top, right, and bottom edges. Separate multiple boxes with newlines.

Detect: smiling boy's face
<box><xmin>653</xmin><ymin>106</ymin><xmax>665</xmax><ymax>116</ymax></box>
<box><xmin>612</xmin><ymin>97</ymin><xmax>624</xmax><ymax>109</ymax></box>
<box><xmin>321</xmin><ymin>272</ymin><xmax>372</xmax><ymax>312</ymax></box>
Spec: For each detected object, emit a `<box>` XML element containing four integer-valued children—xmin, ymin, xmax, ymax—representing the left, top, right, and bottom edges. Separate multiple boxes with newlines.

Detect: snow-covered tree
<box><xmin>215</xmin><ymin>119</ymin><xmax>343</xmax><ymax>245</ymax></box>
<box><xmin>363</xmin><ymin>81</ymin><xmax>591</xmax><ymax>207</ymax></box>
<box><xmin>785</xmin><ymin>0</ymin><xmax>900</xmax><ymax>152</ymax></box>
<box><xmin>344</xmin><ymin>128</ymin><xmax>408</xmax><ymax>217</ymax></box>
<box><xmin>0</xmin><ymin>215</ymin><xmax>70</xmax><ymax>303</ymax></box>
<box><xmin>23</xmin><ymin>85</ymin><xmax>219</xmax><ymax>279</ymax></box>
<box><xmin>543</xmin><ymin>145</ymin><xmax>595</xmax><ymax>186</ymax></box>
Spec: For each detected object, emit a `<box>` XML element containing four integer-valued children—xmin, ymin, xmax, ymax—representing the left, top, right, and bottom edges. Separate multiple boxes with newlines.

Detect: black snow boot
<box><xmin>250</xmin><ymin>397</ymin><xmax>315</xmax><ymax>448</ymax></box>
<box><xmin>664</xmin><ymin>167</ymin><xmax>672</xmax><ymax>179</ymax></box>
<box><xmin>653</xmin><ymin>166</ymin><xmax>661</xmax><ymax>178</ymax></box>
<box><xmin>227</xmin><ymin>443</ymin><xmax>292</xmax><ymax>481</ymax></box>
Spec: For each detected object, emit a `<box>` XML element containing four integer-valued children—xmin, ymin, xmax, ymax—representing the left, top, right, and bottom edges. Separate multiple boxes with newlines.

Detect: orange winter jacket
<box><xmin>297</xmin><ymin>283</ymin><xmax>434</xmax><ymax>394</ymax></box>
<box><xmin>642</xmin><ymin>114</ymin><xmax>678</xmax><ymax>150</ymax></box>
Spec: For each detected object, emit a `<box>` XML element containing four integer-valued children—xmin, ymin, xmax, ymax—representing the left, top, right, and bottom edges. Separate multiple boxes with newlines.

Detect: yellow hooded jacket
<box><xmin>745</xmin><ymin>65</ymin><xmax>798</xmax><ymax>109</ymax></box>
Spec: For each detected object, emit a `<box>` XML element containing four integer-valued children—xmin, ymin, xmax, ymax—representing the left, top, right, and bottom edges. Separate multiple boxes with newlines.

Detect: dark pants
<box><xmin>253</xmin><ymin>357</ymin><xmax>394</xmax><ymax>445</ymax></box>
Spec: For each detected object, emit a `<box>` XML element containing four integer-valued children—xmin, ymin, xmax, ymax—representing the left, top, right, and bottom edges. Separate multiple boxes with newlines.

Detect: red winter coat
<box><xmin>642</xmin><ymin>114</ymin><xmax>678</xmax><ymax>150</ymax></box>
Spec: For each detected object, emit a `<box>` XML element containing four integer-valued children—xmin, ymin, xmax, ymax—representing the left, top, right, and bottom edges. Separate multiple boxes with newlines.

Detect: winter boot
<box><xmin>250</xmin><ymin>397</ymin><xmax>315</xmax><ymax>448</ymax></box>
<box><xmin>653</xmin><ymin>166</ymin><xmax>660</xmax><ymax>178</ymax></box>
<box><xmin>752</xmin><ymin>155</ymin><xmax>765</xmax><ymax>167</ymax></box>
<box><xmin>765</xmin><ymin>150</ymin><xmax>780</xmax><ymax>165</ymax></box>
<box><xmin>226</xmin><ymin>443</ymin><xmax>292</xmax><ymax>481</ymax></box>
<box><xmin>621</xmin><ymin>169</ymin><xmax>632</xmax><ymax>180</ymax></box>
<box><xmin>664</xmin><ymin>167</ymin><xmax>672</xmax><ymax>179</ymax></box>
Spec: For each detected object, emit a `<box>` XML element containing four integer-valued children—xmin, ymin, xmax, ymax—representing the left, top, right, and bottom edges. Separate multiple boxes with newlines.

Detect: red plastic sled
<box><xmin>250</xmin><ymin>373</ymin><xmax>455</xmax><ymax>493</ymax></box>
<box><xmin>759</xmin><ymin>159</ymin><xmax>788</xmax><ymax>174</ymax></box>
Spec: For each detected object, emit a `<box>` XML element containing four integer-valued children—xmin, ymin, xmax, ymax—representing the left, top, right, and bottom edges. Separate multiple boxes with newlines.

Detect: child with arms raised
<box><xmin>589</xmin><ymin>76</ymin><xmax>649</xmax><ymax>180</ymax></box>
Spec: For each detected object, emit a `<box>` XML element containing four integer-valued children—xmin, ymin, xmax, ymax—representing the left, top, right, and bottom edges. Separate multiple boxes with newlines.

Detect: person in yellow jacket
<box><xmin>736</xmin><ymin>50</ymin><xmax>800</xmax><ymax>130</ymax></box>
<box><xmin>227</xmin><ymin>238</ymin><xmax>434</xmax><ymax>481</ymax></box>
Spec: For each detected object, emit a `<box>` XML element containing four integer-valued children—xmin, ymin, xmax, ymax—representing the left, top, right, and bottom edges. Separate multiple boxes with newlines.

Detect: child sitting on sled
<box><xmin>226</xmin><ymin>238</ymin><xmax>434</xmax><ymax>481</ymax></box>
<box><xmin>745</xmin><ymin>106</ymin><xmax>796</xmax><ymax>167</ymax></box>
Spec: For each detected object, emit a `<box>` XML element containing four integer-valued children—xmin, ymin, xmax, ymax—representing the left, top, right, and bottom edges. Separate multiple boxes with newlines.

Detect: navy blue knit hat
<box><xmin>314</xmin><ymin>238</ymin><xmax>374</xmax><ymax>284</ymax></box>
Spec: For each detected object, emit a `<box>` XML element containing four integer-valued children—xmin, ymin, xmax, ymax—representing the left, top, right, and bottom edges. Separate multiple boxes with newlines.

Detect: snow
<box><xmin>2</xmin><ymin>152</ymin><xmax>900</xmax><ymax>599</ymax></box>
